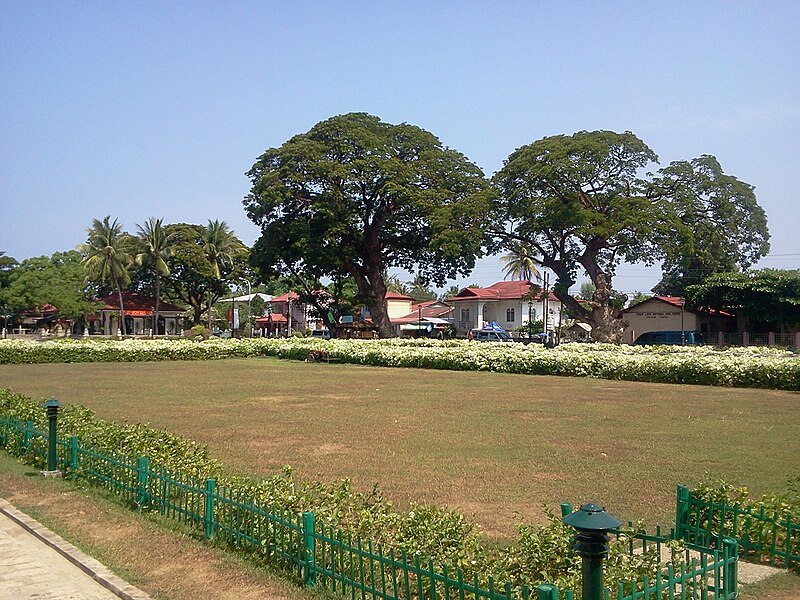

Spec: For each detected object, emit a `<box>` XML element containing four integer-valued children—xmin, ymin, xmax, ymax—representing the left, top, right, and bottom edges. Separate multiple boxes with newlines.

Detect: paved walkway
<box><xmin>0</xmin><ymin>497</ymin><xmax>151</xmax><ymax>600</ymax></box>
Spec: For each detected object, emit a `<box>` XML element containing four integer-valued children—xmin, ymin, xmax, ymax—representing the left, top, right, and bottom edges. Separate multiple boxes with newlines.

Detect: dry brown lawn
<box><xmin>1</xmin><ymin>357</ymin><xmax>798</xmax><ymax>537</ymax></box>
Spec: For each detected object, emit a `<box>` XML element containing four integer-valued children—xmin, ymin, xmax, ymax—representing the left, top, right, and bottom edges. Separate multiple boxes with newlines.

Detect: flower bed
<box><xmin>0</xmin><ymin>337</ymin><xmax>797</xmax><ymax>390</ymax></box>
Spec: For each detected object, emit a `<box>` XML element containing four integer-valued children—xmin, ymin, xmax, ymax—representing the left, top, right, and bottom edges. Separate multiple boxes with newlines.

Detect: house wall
<box><xmin>387</xmin><ymin>299</ymin><xmax>413</xmax><ymax>320</ymax></box>
<box><xmin>622</xmin><ymin>302</ymin><xmax>698</xmax><ymax>344</ymax></box>
<box><xmin>452</xmin><ymin>299</ymin><xmax>561</xmax><ymax>336</ymax></box>
<box><xmin>270</xmin><ymin>301</ymin><xmax>307</xmax><ymax>330</ymax></box>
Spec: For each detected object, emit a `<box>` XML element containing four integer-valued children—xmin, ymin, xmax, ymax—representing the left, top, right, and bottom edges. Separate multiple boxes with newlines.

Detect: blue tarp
<box><xmin>485</xmin><ymin>321</ymin><xmax>506</xmax><ymax>332</ymax></box>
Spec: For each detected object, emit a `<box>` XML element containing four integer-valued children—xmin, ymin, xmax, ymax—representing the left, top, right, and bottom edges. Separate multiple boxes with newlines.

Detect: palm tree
<box><xmin>135</xmin><ymin>218</ymin><xmax>175</xmax><ymax>337</ymax></box>
<box><xmin>81</xmin><ymin>216</ymin><xmax>133</xmax><ymax>336</ymax></box>
<box><xmin>201</xmin><ymin>220</ymin><xmax>242</xmax><ymax>329</ymax></box>
<box><xmin>500</xmin><ymin>243</ymin><xmax>541</xmax><ymax>282</ymax></box>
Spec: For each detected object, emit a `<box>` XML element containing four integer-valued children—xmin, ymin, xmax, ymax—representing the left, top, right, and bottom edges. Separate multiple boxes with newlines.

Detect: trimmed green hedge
<box><xmin>1</xmin><ymin>337</ymin><xmax>798</xmax><ymax>390</ymax></box>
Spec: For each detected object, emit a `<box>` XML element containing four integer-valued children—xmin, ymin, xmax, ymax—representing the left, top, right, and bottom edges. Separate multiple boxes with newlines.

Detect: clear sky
<box><xmin>2</xmin><ymin>1</ymin><xmax>798</xmax><ymax>294</ymax></box>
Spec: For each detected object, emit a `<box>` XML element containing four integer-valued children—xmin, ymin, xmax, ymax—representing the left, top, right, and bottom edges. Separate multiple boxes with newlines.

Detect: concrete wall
<box><xmin>622</xmin><ymin>301</ymin><xmax>698</xmax><ymax>344</ymax></box>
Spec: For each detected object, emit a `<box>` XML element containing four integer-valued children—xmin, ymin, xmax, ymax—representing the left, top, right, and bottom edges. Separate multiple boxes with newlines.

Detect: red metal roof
<box><xmin>448</xmin><ymin>281</ymin><xmax>557</xmax><ymax>302</ymax></box>
<box><xmin>255</xmin><ymin>314</ymin><xmax>287</xmax><ymax>324</ymax></box>
<box><xmin>270</xmin><ymin>291</ymin><xmax>300</xmax><ymax>303</ymax></box>
<box><xmin>392</xmin><ymin>302</ymin><xmax>454</xmax><ymax>324</ymax></box>
<box><xmin>385</xmin><ymin>291</ymin><xmax>416</xmax><ymax>301</ymax></box>
<box><xmin>97</xmin><ymin>291</ymin><xmax>184</xmax><ymax>313</ymax></box>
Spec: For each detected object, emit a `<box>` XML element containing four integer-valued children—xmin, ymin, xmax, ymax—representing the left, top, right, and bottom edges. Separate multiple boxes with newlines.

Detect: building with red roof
<box><xmin>447</xmin><ymin>280</ymin><xmax>562</xmax><ymax>336</ymax></box>
<box><xmin>620</xmin><ymin>295</ymin><xmax>735</xmax><ymax>344</ymax></box>
<box><xmin>95</xmin><ymin>291</ymin><xmax>185</xmax><ymax>336</ymax></box>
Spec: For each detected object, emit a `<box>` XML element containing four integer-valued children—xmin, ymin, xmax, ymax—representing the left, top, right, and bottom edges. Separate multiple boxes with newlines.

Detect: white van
<box><xmin>471</xmin><ymin>329</ymin><xmax>514</xmax><ymax>342</ymax></box>
<box><xmin>311</xmin><ymin>329</ymin><xmax>331</xmax><ymax>339</ymax></box>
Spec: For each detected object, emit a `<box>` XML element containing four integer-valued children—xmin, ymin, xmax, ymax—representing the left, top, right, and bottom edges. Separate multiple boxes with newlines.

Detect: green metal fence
<box><xmin>675</xmin><ymin>484</ymin><xmax>799</xmax><ymax>571</ymax></box>
<box><xmin>0</xmin><ymin>416</ymin><xmax>739</xmax><ymax>600</ymax></box>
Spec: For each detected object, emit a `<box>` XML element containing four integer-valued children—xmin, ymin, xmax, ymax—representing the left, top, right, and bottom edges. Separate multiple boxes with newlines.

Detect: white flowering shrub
<box><xmin>0</xmin><ymin>337</ymin><xmax>797</xmax><ymax>390</ymax></box>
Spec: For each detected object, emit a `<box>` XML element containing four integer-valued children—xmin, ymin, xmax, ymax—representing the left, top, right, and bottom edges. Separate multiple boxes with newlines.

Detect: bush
<box><xmin>1</xmin><ymin>337</ymin><xmax>796</xmax><ymax>390</ymax></box>
<box><xmin>688</xmin><ymin>478</ymin><xmax>800</xmax><ymax>570</ymax></box>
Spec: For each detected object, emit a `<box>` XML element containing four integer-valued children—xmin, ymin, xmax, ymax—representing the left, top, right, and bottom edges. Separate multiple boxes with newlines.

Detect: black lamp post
<box><xmin>563</xmin><ymin>503</ymin><xmax>621</xmax><ymax>600</ymax></box>
<box><xmin>43</xmin><ymin>398</ymin><xmax>62</xmax><ymax>474</ymax></box>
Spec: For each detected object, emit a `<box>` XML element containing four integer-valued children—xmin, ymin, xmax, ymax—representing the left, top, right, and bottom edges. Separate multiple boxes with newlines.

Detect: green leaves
<box><xmin>245</xmin><ymin>113</ymin><xmax>493</xmax><ymax>336</ymax></box>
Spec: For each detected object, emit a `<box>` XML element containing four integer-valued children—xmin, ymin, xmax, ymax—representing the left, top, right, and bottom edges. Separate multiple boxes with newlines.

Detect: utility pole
<box><xmin>543</xmin><ymin>271</ymin><xmax>550</xmax><ymax>344</ymax></box>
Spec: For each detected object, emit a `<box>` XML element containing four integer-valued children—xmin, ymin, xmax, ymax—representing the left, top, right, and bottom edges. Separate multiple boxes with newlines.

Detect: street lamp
<box><xmin>680</xmin><ymin>297</ymin><xmax>686</xmax><ymax>345</ymax></box>
<box><xmin>2</xmin><ymin>305</ymin><xmax>9</xmax><ymax>339</ymax></box>
<box><xmin>563</xmin><ymin>503</ymin><xmax>622</xmax><ymax>600</ymax></box>
<box><xmin>43</xmin><ymin>398</ymin><xmax>62</xmax><ymax>474</ymax></box>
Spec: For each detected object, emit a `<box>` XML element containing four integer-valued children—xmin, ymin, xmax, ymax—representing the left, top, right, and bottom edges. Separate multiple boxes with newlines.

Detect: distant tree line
<box><xmin>1</xmin><ymin>113</ymin><xmax>785</xmax><ymax>341</ymax></box>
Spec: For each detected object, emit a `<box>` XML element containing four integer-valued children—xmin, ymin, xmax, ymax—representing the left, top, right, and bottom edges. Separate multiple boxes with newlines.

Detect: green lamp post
<box><xmin>563</xmin><ymin>503</ymin><xmax>621</xmax><ymax>600</ymax></box>
<box><xmin>43</xmin><ymin>398</ymin><xmax>62</xmax><ymax>473</ymax></box>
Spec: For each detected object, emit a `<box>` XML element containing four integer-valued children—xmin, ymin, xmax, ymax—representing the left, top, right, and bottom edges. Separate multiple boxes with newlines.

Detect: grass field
<box><xmin>1</xmin><ymin>357</ymin><xmax>798</xmax><ymax>538</ymax></box>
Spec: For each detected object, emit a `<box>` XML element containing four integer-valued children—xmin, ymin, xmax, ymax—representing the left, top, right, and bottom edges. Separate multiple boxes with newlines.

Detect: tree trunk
<box><xmin>588</xmin><ymin>273</ymin><xmax>624</xmax><ymax>343</ymax></box>
<box><xmin>548</xmin><ymin>255</ymin><xmax>625</xmax><ymax>343</ymax></box>
<box><xmin>207</xmin><ymin>291</ymin><xmax>213</xmax><ymax>331</ymax></box>
<box><xmin>365</xmin><ymin>269</ymin><xmax>393</xmax><ymax>338</ymax></box>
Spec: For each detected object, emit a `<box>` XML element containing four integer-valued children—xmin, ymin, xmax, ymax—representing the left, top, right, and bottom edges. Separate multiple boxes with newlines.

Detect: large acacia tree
<box><xmin>494</xmin><ymin>131</ymin><xmax>674</xmax><ymax>341</ymax></box>
<box><xmin>651</xmin><ymin>155</ymin><xmax>769</xmax><ymax>295</ymax></box>
<box><xmin>244</xmin><ymin>113</ymin><xmax>493</xmax><ymax>337</ymax></box>
<box><xmin>493</xmin><ymin>130</ymin><xmax>769</xmax><ymax>342</ymax></box>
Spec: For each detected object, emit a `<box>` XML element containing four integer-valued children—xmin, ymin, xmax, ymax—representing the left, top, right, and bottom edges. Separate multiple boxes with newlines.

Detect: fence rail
<box><xmin>0</xmin><ymin>417</ymin><xmax>739</xmax><ymax>600</ymax></box>
<box><xmin>675</xmin><ymin>484</ymin><xmax>799</xmax><ymax>571</ymax></box>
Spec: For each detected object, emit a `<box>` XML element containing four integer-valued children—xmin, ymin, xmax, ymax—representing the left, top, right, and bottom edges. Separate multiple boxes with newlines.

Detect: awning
<box><xmin>255</xmin><ymin>314</ymin><xmax>287</xmax><ymax>324</ymax></box>
<box><xmin>220</xmin><ymin>293</ymin><xmax>273</xmax><ymax>303</ymax></box>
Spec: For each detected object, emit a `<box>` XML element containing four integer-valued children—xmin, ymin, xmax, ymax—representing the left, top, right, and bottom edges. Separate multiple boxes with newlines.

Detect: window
<box><xmin>460</xmin><ymin>308</ymin><xmax>470</xmax><ymax>322</ymax></box>
<box><xmin>506</xmin><ymin>308</ymin><xmax>515</xmax><ymax>322</ymax></box>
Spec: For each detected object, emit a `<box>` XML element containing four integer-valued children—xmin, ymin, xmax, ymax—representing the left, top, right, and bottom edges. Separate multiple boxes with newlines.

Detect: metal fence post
<box><xmin>44</xmin><ymin>399</ymin><xmax>61</xmax><ymax>472</ymax></box>
<box><xmin>69</xmin><ymin>435</ymin><xmax>79</xmax><ymax>473</ymax></box>
<box><xmin>136</xmin><ymin>456</ymin><xmax>149</xmax><ymax>510</ymax></box>
<box><xmin>536</xmin><ymin>583</ymin><xmax>559</xmax><ymax>599</ymax></box>
<box><xmin>302</xmin><ymin>511</ymin><xmax>316</xmax><ymax>586</ymax></box>
<box><xmin>675</xmin><ymin>485</ymin><xmax>690</xmax><ymax>540</ymax></box>
<box><xmin>722</xmin><ymin>536</ymin><xmax>738</xmax><ymax>597</ymax></box>
<box><xmin>204</xmin><ymin>478</ymin><xmax>216</xmax><ymax>540</ymax></box>
<box><xmin>22</xmin><ymin>420</ymin><xmax>33</xmax><ymax>451</ymax></box>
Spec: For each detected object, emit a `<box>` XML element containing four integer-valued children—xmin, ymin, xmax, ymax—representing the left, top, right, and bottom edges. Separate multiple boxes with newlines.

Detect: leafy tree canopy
<box><xmin>131</xmin><ymin>223</ymin><xmax>249</xmax><ymax>325</ymax></box>
<box><xmin>493</xmin><ymin>130</ymin><xmax>769</xmax><ymax>341</ymax></box>
<box><xmin>651</xmin><ymin>155</ymin><xmax>769</xmax><ymax>295</ymax></box>
<box><xmin>244</xmin><ymin>112</ymin><xmax>494</xmax><ymax>337</ymax></box>
<box><xmin>0</xmin><ymin>251</ymin><xmax>17</xmax><ymax>288</ymax></box>
<box><xmin>685</xmin><ymin>269</ymin><xmax>800</xmax><ymax>329</ymax></box>
<box><xmin>494</xmin><ymin>130</ymin><xmax>674</xmax><ymax>341</ymax></box>
<box><xmin>1</xmin><ymin>250</ymin><xmax>100</xmax><ymax>319</ymax></box>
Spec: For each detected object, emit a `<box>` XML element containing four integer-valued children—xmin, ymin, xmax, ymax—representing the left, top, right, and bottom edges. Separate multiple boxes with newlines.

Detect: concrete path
<box><xmin>0</xmin><ymin>497</ymin><xmax>151</xmax><ymax>600</ymax></box>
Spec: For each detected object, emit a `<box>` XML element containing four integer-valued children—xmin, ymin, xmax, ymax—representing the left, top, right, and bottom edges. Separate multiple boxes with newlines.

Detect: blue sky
<box><xmin>2</xmin><ymin>1</ymin><xmax>798</xmax><ymax>294</ymax></box>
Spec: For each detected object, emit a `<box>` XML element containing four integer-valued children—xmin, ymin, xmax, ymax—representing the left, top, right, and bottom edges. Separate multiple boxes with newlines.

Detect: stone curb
<box><xmin>0</xmin><ymin>497</ymin><xmax>152</xmax><ymax>600</ymax></box>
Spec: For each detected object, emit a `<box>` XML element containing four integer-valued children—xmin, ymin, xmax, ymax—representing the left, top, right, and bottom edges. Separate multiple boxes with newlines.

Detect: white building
<box><xmin>447</xmin><ymin>280</ymin><xmax>562</xmax><ymax>336</ymax></box>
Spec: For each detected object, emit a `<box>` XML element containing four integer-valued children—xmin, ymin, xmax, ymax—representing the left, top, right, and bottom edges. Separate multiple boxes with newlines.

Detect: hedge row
<box><xmin>2</xmin><ymin>337</ymin><xmax>798</xmax><ymax>390</ymax></box>
<box><xmin>0</xmin><ymin>337</ymin><xmax>798</xmax><ymax>390</ymax></box>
